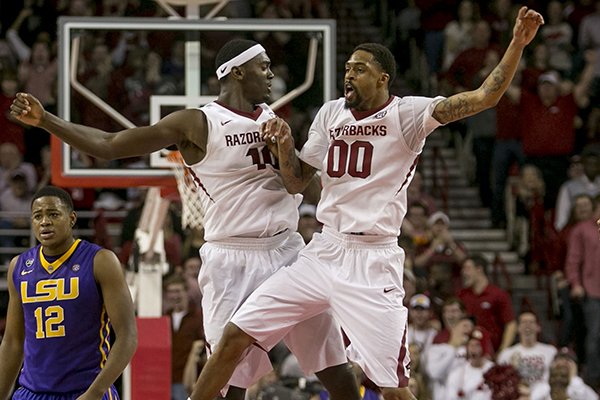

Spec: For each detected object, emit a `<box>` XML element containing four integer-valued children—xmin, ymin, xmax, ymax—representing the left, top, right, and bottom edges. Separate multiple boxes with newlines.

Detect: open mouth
<box><xmin>344</xmin><ymin>83</ymin><xmax>356</xmax><ymax>101</ymax></box>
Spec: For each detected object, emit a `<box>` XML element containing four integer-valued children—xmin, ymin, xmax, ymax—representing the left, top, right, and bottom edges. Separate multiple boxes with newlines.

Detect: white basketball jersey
<box><xmin>300</xmin><ymin>96</ymin><xmax>444</xmax><ymax>236</ymax></box>
<box><xmin>187</xmin><ymin>101</ymin><xmax>301</xmax><ymax>241</ymax></box>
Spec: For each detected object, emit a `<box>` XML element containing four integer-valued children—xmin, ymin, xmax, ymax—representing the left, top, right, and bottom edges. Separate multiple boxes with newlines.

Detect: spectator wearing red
<box><xmin>0</xmin><ymin>69</ymin><xmax>25</xmax><ymax>154</ymax></box>
<box><xmin>520</xmin><ymin>63</ymin><xmax>594</xmax><ymax>205</ymax></box>
<box><xmin>444</xmin><ymin>20</ymin><xmax>501</xmax><ymax>91</ymax></box>
<box><xmin>459</xmin><ymin>254</ymin><xmax>516</xmax><ymax>353</ymax></box>
<box><xmin>565</xmin><ymin>195</ymin><xmax>600</xmax><ymax>389</ymax></box>
<box><xmin>520</xmin><ymin>42</ymin><xmax>550</xmax><ymax>94</ymax></box>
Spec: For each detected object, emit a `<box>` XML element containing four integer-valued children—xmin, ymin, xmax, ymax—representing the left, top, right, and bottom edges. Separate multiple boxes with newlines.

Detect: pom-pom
<box><xmin>483</xmin><ymin>365</ymin><xmax>522</xmax><ymax>400</ymax></box>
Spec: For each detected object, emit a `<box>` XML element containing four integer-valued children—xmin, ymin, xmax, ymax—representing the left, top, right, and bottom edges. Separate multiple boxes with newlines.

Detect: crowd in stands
<box><xmin>1</xmin><ymin>0</ymin><xmax>600</xmax><ymax>399</ymax></box>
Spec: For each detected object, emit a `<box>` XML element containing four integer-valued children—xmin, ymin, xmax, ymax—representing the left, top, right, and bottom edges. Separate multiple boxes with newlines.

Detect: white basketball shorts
<box><xmin>198</xmin><ymin>231</ymin><xmax>347</xmax><ymax>390</ymax></box>
<box><xmin>231</xmin><ymin>227</ymin><xmax>411</xmax><ymax>388</ymax></box>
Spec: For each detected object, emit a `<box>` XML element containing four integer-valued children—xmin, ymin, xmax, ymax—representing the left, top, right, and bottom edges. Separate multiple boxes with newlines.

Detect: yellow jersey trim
<box><xmin>39</xmin><ymin>239</ymin><xmax>81</xmax><ymax>274</ymax></box>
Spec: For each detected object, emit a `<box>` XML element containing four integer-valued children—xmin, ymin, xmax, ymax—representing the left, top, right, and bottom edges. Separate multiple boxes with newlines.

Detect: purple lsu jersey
<box><xmin>13</xmin><ymin>239</ymin><xmax>113</xmax><ymax>394</ymax></box>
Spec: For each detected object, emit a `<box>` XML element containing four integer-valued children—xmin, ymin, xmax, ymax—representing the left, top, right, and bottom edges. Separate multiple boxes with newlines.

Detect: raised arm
<box><xmin>10</xmin><ymin>92</ymin><xmax>205</xmax><ymax>160</ymax></box>
<box><xmin>261</xmin><ymin>117</ymin><xmax>317</xmax><ymax>194</ymax></box>
<box><xmin>80</xmin><ymin>249</ymin><xmax>138</xmax><ymax>399</ymax></box>
<box><xmin>433</xmin><ymin>6</ymin><xmax>544</xmax><ymax>125</ymax></box>
<box><xmin>0</xmin><ymin>257</ymin><xmax>25</xmax><ymax>400</ymax></box>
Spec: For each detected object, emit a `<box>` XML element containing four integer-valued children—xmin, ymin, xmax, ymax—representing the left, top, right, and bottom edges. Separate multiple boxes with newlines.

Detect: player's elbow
<box><xmin>477</xmin><ymin>89</ymin><xmax>500</xmax><ymax>110</ymax></box>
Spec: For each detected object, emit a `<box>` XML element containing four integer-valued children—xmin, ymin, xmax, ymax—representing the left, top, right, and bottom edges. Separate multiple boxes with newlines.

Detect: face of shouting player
<box><xmin>343</xmin><ymin>50</ymin><xmax>389</xmax><ymax>111</ymax></box>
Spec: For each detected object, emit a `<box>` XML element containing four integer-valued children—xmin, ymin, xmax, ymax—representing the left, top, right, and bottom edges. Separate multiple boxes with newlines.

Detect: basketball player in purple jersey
<box><xmin>188</xmin><ymin>6</ymin><xmax>544</xmax><ymax>400</ymax></box>
<box><xmin>9</xmin><ymin>40</ymin><xmax>359</xmax><ymax>400</ymax></box>
<box><xmin>0</xmin><ymin>186</ymin><xmax>137</xmax><ymax>400</ymax></box>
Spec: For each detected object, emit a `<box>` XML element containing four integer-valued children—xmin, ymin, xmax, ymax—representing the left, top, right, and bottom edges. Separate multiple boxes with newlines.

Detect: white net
<box><xmin>166</xmin><ymin>151</ymin><xmax>205</xmax><ymax>230</ymax></box>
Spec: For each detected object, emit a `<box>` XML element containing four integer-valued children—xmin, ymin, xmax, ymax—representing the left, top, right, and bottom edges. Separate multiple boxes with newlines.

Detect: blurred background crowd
<box><xmin>1</xmin><ymin>0</ymin><xmax>600</xmax><ymax>399</ymax></box>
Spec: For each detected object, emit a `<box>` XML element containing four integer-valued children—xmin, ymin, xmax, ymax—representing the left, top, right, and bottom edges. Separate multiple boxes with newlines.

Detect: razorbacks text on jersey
<box><xmin>300</xmin><ymin>95</ymin><xmax>444</xmax><ymax>236</ymax></box>
<box><xmin>186</xmin><ymin>101</ymin><xmax>301</xmax><ymax>241</ymax></box>
<box><xmin>14</xmin><ymin>239</ymin><xmax>111</xmax><ymax>393</ymax></box>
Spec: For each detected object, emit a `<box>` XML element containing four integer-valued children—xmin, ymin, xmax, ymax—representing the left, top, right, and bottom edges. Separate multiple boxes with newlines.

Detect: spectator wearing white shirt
<box><xmin>424</xmin><ymin>315</ymin><xmax>475</xmax><ymax>400</ymax></box>
<box><xmin>497</xmin><ymin>311</ymin><xmax>557</xmax><ymax>393</ymax></box>
<box><xmin>445</xmin><ymin>327</ymin><xmax>494</xmax><ymax>400</ymax></box>
<box><xmin>554</xmin><ymin>145</ymin><xmax>600</xmax><ymax>231</ymax></box>
<box><xmin>407</xmin><ymin>294</ymin><xmax>438</xmax><ymax>355</ymax></box>
<box><xmin>530</xmin><ymin>348</ymin><xmax>599</xmax><ymax>400</ymax></box>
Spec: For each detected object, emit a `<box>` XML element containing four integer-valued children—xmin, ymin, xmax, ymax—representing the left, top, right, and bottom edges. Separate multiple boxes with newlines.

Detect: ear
<box><xmin>378</xmin><ymin>72</ymin><xmax>390</xmax><ymax>87</ymax></box>
<box><xmin>231</xmin><ymin>65</ymin><xmax>244</xmax><ymax>81</ymax></box>
<box><xmin>70</xmin><ymin>211</ymin><xmax>77</xmax><ymax>228</ymax></box>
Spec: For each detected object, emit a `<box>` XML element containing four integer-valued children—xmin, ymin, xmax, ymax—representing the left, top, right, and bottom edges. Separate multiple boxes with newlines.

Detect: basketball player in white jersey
<box><xmin>10</xmin><ymin>39</ymin><xmax>360</xmax><ymax>400</ymax></box>
<box><xmin>188</xmin><ymin>7</ymin><xmax>544</xmax><ymax>400</ymax></box>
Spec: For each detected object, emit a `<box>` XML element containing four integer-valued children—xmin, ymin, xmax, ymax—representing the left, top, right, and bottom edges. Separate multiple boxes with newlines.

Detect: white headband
<box><xmin>216</xmin><ymin>44</ymin><xmax>266</xmax><ymax>79</ymax></box>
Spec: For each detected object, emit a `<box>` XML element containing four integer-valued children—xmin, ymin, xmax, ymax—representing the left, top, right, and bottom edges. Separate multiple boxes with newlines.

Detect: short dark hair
<box><xmin>163</xmin><ymin>273</ymin><xmax>188</xmax><ymax>291</ymax></box>
<box><xmin>467</xmin><ymin>254</ymin><xmax>489</xmax><ymax>274</ymax></box>
<box><xmin>352</xmin><ymin>43</ymin><xmax>396</xmax><ymax>86</ymax></box>
<box><xmin>443</xmin><ymin>297</ymin><xmax>466</xmax><ymax>313</ymax></box>
<box><xmin>215</xmin><ymin>39</ymin><xmax>260</xmax><ymax>77</ymax></box>
<box><xmin>31</xmin><ymin>186</ymin><xmax>74</xmax><ymax>212</ymax></box>
<box><xmin>518</xmin><ymin>310</ymin><xmax>539</xmax><ymax>323</ymax></box>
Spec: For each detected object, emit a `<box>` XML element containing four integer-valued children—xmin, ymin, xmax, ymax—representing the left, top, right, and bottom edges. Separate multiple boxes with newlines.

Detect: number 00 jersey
<box><xmin>187</xmin><ymin>101</ymin><xmax>301</xmax><ymax>241</ymax></box>
<box><xmin>300</xmin><ymin>96</ymin><xmax>444</xmax><ymax>237</ymax></box>
<box><xmin>13</xmin><ymin>239</ymin><xmax>110</xmax><ymax>394</ymax></box>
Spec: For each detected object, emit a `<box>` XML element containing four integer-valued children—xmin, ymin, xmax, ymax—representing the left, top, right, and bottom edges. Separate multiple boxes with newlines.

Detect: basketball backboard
<box><xmin>54</xmin><ymin>17</ymin><xmax>336</xmax><ymax>188</ymax></box>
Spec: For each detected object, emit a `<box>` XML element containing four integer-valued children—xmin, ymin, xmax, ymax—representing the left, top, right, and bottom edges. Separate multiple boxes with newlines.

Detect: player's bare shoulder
<box><xmin>162</xmin><ymin>108</ymin><xmax>208</xmax><ymax>164</ymax></box>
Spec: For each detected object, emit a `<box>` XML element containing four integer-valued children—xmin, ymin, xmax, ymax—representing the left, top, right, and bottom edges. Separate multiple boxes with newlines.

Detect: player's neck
<box><xmin>353</xmin><ymin>94</ymin><xmax>392</xmax><ymax>112</ymax></box>
<box><xmin>217</xmin><ymin>92</ymin><xmax>256</xmax><ymax>113</ymax></box>
<box><xmin>42</xmin><ymin>237</ymin><xmax>76</xmax><ymax>257</ymax></box>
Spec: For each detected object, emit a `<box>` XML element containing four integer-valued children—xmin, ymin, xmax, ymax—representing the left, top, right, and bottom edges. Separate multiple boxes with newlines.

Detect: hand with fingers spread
<box><xmin>10</xmin><ymin>92</ymin><xmax>45</xmax><ymax>127</ymax></box>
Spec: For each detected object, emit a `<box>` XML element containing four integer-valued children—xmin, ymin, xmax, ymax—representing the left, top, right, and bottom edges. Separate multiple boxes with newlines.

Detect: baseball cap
<box><xmin>427</xmin><ymin>211</ymin><xmax>450</xmax><ymax>226</ymax></box>
<box><xmin>538</xmin><ymin>71</ymin><xmax>559</xmax><ymax>85</ymax></box>
<box><xmin>410</xmin><ymin>294</ymin><xmax>431</xmax><ymax>309</ymax></box>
